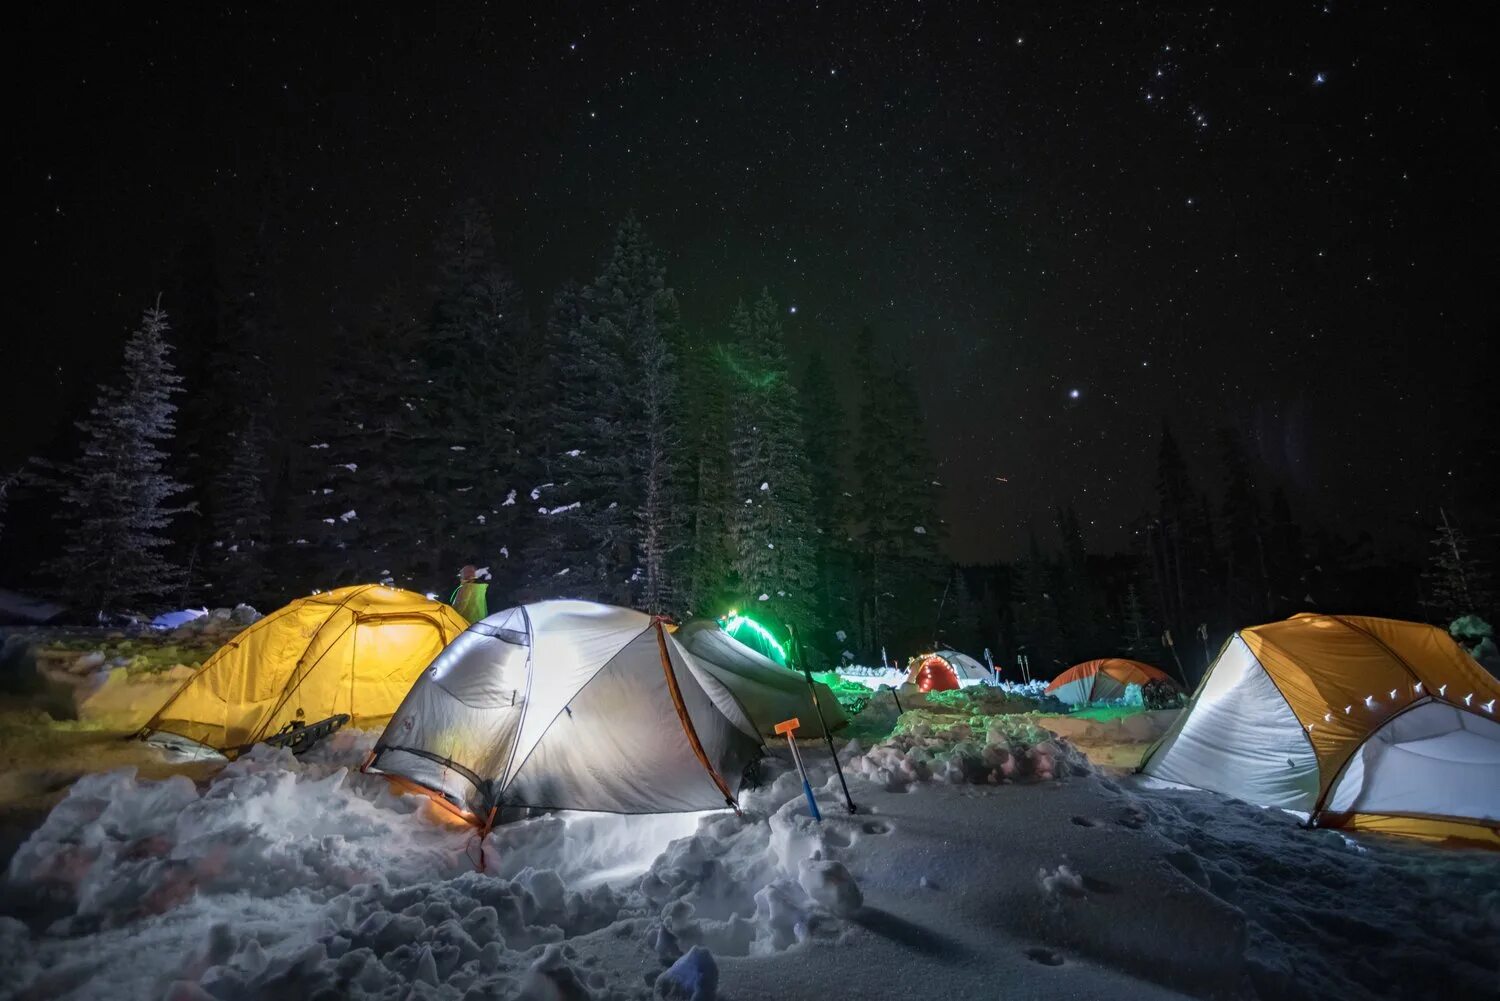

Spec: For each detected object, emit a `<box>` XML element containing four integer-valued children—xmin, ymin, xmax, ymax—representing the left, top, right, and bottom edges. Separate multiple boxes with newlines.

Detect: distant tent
<box><xmin>1047</xmin><ymin>658</ymin><xmax>1174</xmax><ymax>706</ymax></box>
<box><xmin>677</xmin><ymin>618</ymin><xmax>848</xmax><ymax>738</ymax></box>
<box><xmin>366</xmin><ymin>601</ymin><xmax>762</xmax><ymax>822</ymax></box>
<box><xmin>1141</xmin><ymin>614</ymin><xmax>1500</xmax><ymax>846</ymax></box>
<box><xmin>907</xmin><ymin>650</ymin><xmax>991</xmax><ymax>693</ymax></box>
<box><xmin>143</xmin><ymin>585</ymin><xmax>468</xmax><ymax>756</ymax></box>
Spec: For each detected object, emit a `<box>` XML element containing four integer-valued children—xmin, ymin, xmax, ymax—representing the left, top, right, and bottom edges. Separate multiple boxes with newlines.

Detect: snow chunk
<box><xmin>530</xmin><ymin>483</ymin><xmax>554</xmax><ymax>500</ymax></box>
<box><xmin>656</xmin><ymin>945</ymin><xmax>718</xmax><ymax>1001</ymax></box>
<box><xmin>339</xmin><ymin>510</ymin><xmax>357</xmax><ymax>522</ymax></box>
<box><xmin>1038</xmin><ymin>864</ymin><xmax>1085</xmax><ymax>897</ymax></box>
<box><xmin>449</xmin><ymin>446</ymin><xmax>466</xmax><ymax>452</ymax></box>
<box><xmin>543</xmin><ymin>501</ymin><xmax>581</xmax><ymax>516</ymax></box>
<box><xmin>502</xmin><ymin>489</ymin><xmax>517</xmax><ymax>506</ymax></box>
<box><xmin>798</xmin><ymin>860</ymin><xmax>862</xmax><ymax>916</ymax></box>
<box><xmin>308</xmin><ymin>443</ymin><xmax>329</xmax><ymax>450</ymax></box>
<box><xmin>565</xmin><ymin>449</ymin><xmax>583</xmax><ymax>457</ymax></box>
<box><xmin>338</xmin><ymin>463</ymin><xmax>357</xmax><ymax>473</ymax></box>
<box><xmin>913</xmin><ymin>526</ymin><xmax>927</xmax><ymax>535</ymax></box>
<box><xmin>759</xmin><ymin>482</ymin><xmax>769</xmax><ymax>491</ymax></box>
<box><xmin>757</xmin><ymin>594</ymin><xmax>769</xmax><ymax>602</ymax></box>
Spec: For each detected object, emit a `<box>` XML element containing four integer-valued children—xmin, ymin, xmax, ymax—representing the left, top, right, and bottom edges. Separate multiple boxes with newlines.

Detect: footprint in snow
<box><xmin>861</xmin><ymin>820</ymin><xmax>893</xmax><ymax>836</ymax></box>
<box><xmin>1070</xmin><ymin>815</ymin><xmax>1099</xmax><ymax>828</ymax></box>
<box><xmin>1025</xmin><ymin>947</ymin><xmax>1065</xmax><ymax>967</ymax></box>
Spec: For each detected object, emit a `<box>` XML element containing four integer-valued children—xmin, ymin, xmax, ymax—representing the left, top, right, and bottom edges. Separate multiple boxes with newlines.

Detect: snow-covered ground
<box><xmin>1</xmin><ymin>707</ymin><xmax>1496</xmax><ymax>1000</ymax></box>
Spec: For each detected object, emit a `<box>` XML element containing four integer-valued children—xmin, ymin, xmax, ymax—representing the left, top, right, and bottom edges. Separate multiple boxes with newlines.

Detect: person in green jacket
<box><xmin>450</xmin><ymin>564</ymin><xmax>489</xmax><ymax>623</ymax></box>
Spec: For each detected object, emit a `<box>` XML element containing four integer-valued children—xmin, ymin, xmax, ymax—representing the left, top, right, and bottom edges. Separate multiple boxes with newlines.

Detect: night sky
<box><xmin>14</xmin><ymin>2</ymin><xmax>1497</xmax><ymax>563</ymax></box>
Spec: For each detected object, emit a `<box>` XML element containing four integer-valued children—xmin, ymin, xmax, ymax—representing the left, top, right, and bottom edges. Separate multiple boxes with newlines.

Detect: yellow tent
<box><xmin>1143</xmin><ymin>613</ymin><xmax>1500</xmax><ymax>847</ymax></box>
<box><xmin>144</xmin><ymin>584</ymin><xmax>469</xmax><ymax>756</ymax></box>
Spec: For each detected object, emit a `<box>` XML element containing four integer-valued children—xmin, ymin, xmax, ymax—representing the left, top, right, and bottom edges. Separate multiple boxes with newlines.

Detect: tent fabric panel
<box><xmin>1090</xmin><ymin>674</ymin><xmax>1129</xmax><ymax>703</ymax></box>
<box><xmin>502</xmin><ymin>601</ymin><xmax>648</xmax><ymax>789</ymax></box>
<box><xmin>1323</xmin><ymin>701</ymin><xmax>1500</xmax><ymax>823</ymax></box>
<box><xmin>1143</xmin><ymin>635</ymin><xmax>1320</xmax><ymax>811</ymax></box>
<box><xmin>677</xmin><ymin>621</ymin><xmax>846</xmax><ymax>738</ymax></box>
<box><xmin>933</xmin><ymin>650</ymin><xmax>990</xmax><ymax>681</ymax></box>
<box><xmin>1048</xmin><ymin>677</ymin><xmax>1096</xmax><ymax>706</ymax></box>
<box><xmin>1329</xmin><ymin>811</ymin><xmax>1500</xmax><ymax>848</ymax></box>
<box><xmin>503</xmin><ymin>628</ymin><xmax>748</xmax><ymax>812</ymax></box>
<box><xmin>370</xmin><ymin>627</ymin><xmax>529</xmax><ymax>815</ymax></box>
<box><xmin>1243</xmin><ymin>614</ymin><xmax>1500</xmax><ymax>783</ymax></box>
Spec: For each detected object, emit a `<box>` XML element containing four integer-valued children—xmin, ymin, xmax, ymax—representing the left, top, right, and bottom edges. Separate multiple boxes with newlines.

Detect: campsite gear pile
<box><xmin>1142</xmin><ymin>613</ymin><xmax>1500</xmax><ymax>846</ymax></box>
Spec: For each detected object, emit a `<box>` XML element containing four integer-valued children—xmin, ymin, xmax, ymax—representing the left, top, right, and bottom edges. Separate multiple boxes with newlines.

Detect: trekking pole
<box><xmin>787</xmin><ymin>624</ymin><xmax>858</xmax><ymax>814</ymax></box>
<box><xmin>775</xmin><ymin>718</ymin><xmax>821</xmax><ymax>822</ymax></box>
<box><xmin>885</xmin><ymin>684</ymin><xmax>903</xmax><ymax>715</ymax></box>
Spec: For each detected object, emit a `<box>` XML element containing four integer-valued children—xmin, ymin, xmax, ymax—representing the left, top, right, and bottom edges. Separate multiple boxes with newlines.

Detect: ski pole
<box><xmin>775</xmin><ymin>718</ymin><xmax>821</xmax><ymax>822</ymax></box>
<box><xmin>787</xmin><ymin>624</ymin><xmax>857</xmax><ymax>814</ymax></box>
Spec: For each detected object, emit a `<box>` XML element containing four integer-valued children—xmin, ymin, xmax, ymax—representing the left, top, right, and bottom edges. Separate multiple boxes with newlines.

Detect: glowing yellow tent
<box><xmin>1142</xmin><ymin>613</ymin><xmax>1500</xmax><ymax>846</ymax></box>
<box><xmin>143</xmin><ymin>584</ymin><xmax>469</xmax><ymax>756</ymax></box>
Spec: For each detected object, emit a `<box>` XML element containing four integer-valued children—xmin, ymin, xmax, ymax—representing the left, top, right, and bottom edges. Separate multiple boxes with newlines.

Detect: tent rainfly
<box><xmin>365</xmin><ymin>601</ymin><xmax>762</xmax><ymax>823</ymax></box>
<box><xmin>143</xmin><ymin>585</ymin><xmax>469</xmax><ymax>756</ymax></box>
<box><xmin>676</xmin><ymin>618</ymin><xmax>848</xmax><ymax>738</ymax></box>
<box><xmin>1141</xmin><ymin>613</ymin><xmax>1500</xmax><ymax>846</ymax></box>
<box><xmin>907</xmin><ymin>650</ymin><xmax>991</xmax><ymax>692</ymax></box>
<box><xmin>1046</xmin><ymin>658</ymin><xmax>1175</xmax><ymax>706</ymax></box>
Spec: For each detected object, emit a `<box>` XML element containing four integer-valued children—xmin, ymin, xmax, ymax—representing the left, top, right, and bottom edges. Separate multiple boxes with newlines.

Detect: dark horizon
<box><xmin>12</xmin><ymin>3</ymin><xmax>1498</xmax><ymax>566</ymax></box>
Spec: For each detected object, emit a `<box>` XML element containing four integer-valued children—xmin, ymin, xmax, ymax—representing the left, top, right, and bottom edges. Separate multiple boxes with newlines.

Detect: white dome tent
<box><xmin>366</xmin><ymin>601</ymin><xmax>761</xmax><ymax>826</ymax></box>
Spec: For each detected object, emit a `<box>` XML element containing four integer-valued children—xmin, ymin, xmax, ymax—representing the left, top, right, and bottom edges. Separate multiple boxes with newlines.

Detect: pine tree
<box><xmin>1013</xmin><ymin>528</ymin><xmax>1062</xmax><ymax>674</ymax></box>
<box><xmin>800</xmin><ymin>348</ymin><xmax>854</xmax><ymax>645</ymax></box>
<box><xmin>725</xmin><ymin>292</ymin><xmax>819</xmax><ymax>636</ymax></box>
<box><xmin>51</xmin><ymin>302</ymin><xmax>192</xmax><ymax>615</ymax></box>
<box><xmin>850</xmin><ymin>327</ymin><xmax>946</xmax><ymax>653</ymax></box>
<box><xmin>1150</xmin><ymin>422</ymin><xmax>1216</xmax><ymax>662</ymax></box>
<box><xmin>680</xmin><ymin>332</ymin><xmax>735</xmax><ymax>617</ymax></box>
<box><xmin>1266</xmin><ymin>486</ymin><xmax>1304</xmax><ymax>612</ymax></box>
<box><xmin>0</xmin><ymin>467</ymin><xmax>20</xmax><ymax>546</ymax></box>
<box><xmin>637</xmin><ymin>315</ymin><xmax>681</xmax><ymax>612</ymax></box>
<box><xmin>1122</xmin><ymin>580</ymin><xmax>1153</xmax><ymax>656</ymax></box>
<box><xmin>1054</xmin><ymin>504</ymin><xmax>1108</xmax><ymax>659</ymax></box>
<box><xmin>526</xmin><ymin>218</ymin><xmax>682</xmax><ymax>606</ymax></box>
<box><xmin>936</xmin><ymin>567</ymin><xmax>985</xmax><ymax>653</ymax></box>
<box><xmin>1424</xmin><ymin>509</ymin><xmax>1494</xmax><ymax>622</ymax></box>
<box><xmin>289</xmin><ymin>298</ymin><xmax>425</xmax><ymax>588</ymax></box>
<box><xmin>409</xmin><ymin>200</ymin><xmax>530</xmax><ymax>588</ymax></box>
<box><xmin>196</xmin><ymin>270</ymin><xmax>278</xmax><ymax>603</ymax></box>
<box><xmin>1217</xmin><ymin>428</ymin><xmax>1268</xmax><ymax>622</ymax></box>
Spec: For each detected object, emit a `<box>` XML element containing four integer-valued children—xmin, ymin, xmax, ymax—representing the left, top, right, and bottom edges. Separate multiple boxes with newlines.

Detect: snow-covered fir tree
<box><xmin>51</xmin><ymin>302</ymin><xmax>192</xmax><ymax>615</ymax></box>
<box><xmin>680</xmin><ymin>333</ymin><xmax>735</xmax><ymax>617</ymax></box>
<box><xmin>1423</xmin><ymin>508</ymin><xmax>1493</xmax><ymax>622</ymax></box>
<box><xmin>0</xmin><ymin>468</ymin><xmax>20</xmax><ymax>545</ymax></box>
<box><xmin>526</xmin><ymin>219</ymin><xmax>683</xmax><ymax>605</ymax></box>
<box><xmin>198</xmin><ymin>272</ymin><xmax>278</xmax><ymax>603</ymax></box>
<box><xmin>725</xmin><ymin>292</ymin><xmax>819</xmax><ymax>637</ymax></box>
<box><xmin>1121</xmin><ymin>579</ymin><xmax>1158</xmax><ymax>660</ymax></box>
<box><xmin>1217</xmin><ymin>427</ymin><xmax>1269</xmax><ymax>621</ymax></box>
<box><xmin>290</xmin><ymin>298</ymin><xmax>425</xmax><ymax>588</ymax></box>
<box><xmin>636</xmin><ymin>315</ymin><xmax>682</xmax><ymax>613</ymax></box>
<box><xmin>410</xmin><ymin>200</ymin><xmax>530</xmax><ymax>587</ymax></box>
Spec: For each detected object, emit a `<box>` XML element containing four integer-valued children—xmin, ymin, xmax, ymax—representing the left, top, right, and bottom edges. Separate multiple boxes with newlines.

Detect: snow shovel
<box><xmin>776</xmin><ymin>718</ymin><xmax>821</xmax><ymax>822</ymax></box>
<box><xmin>787</xmin><ymin>624</ymin><xmax>857</xmax><ymax>814</ymax></box>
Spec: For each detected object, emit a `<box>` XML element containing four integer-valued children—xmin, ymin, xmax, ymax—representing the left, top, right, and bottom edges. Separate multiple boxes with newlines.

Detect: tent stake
<box><xmin>787</xmin><ymin>624</ymin><xmax>857</xmax><ymax>814</ymax></box>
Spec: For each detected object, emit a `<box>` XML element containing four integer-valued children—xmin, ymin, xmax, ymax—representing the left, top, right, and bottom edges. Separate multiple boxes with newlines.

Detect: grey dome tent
<box><xmin>675</xmin><ymin>619</ymin><xmax>848</xmax><ymax>738</ymax></box>
<box><xmin>365</xmin><ymin>601</ymin><xmax>761</xmax><ymax>823</ymax></box>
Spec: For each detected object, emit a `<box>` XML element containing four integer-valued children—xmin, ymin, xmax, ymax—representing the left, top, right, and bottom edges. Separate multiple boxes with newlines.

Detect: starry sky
<box><xmin>13</xmin><ymin>2</ymin><xmax>1497</xmax><ymax>562</ymax></box>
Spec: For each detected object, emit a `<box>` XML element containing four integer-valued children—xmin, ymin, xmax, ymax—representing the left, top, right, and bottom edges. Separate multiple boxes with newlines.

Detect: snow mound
<box><xmin>847</xmin><ymin>711</ymin><xmax>1089</xmax><ymax>792</ymax></box>
<box><xmin>4</xmin><ymin>731</ymin><xmax>867</xmax><ymax>999</ymax></box>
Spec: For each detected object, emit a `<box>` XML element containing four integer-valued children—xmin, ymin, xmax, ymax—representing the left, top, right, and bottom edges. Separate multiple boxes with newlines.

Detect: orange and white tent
<box><xmin>1142</xmin><ymin>614</ymin><xmax>1500</xmax><ymax>846</ymax></box>
<box><xmin>1046</xmin><ymin>658</ymin><xmax>1174</xmax><ymax>706</ymax></box>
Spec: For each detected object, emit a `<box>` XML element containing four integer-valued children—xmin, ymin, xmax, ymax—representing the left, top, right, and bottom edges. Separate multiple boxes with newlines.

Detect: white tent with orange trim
<box><xmin>1142</xmin><ymin>613</ymin><xmax>1500</xmax><ymax>846</ymax></box>
<box><xmin>143</xmin><ymin>584</ymin><xmax>469</xmax><ymax>756</ymax></box>
<box><xmin>366</xmin><ymin>601</ymin><xmax>762</xmax><ymax>823</ymax></box>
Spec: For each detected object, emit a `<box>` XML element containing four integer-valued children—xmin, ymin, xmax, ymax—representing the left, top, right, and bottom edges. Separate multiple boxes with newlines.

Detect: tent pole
<box><xmin>787</xmin><ymin>624</ymin><xmax>857</xmax><ymax>814</ymax></box>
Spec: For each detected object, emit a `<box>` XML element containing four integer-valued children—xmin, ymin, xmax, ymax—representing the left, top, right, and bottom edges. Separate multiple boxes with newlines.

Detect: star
<box><xmin>788</xmin><ymin>305</ymin><xmax>798</xmax><ymax>314</ymax></box>
<box><xmin>1068</xmin><ymin>388</ymin><xmax>1081</xmax><ymax>399</ymax></box>
<box><xmin>1314</xmin><ymin>72</ymin><xmax>1326</xmax><ymax>85</ymax></box>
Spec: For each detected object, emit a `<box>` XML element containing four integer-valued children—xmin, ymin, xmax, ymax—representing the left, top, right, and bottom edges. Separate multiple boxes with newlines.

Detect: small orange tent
<box><xmin>1047</xmin><ymin>658</ymin><xmax>1174</xmax><ymax>706</ymax></box>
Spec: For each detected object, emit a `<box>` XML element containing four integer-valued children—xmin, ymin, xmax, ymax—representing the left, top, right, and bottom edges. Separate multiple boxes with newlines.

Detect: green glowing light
<box><xmin>721</xmin><ymin>612</ymin><xmax>789</xmax><ymax>666</ymax></box>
